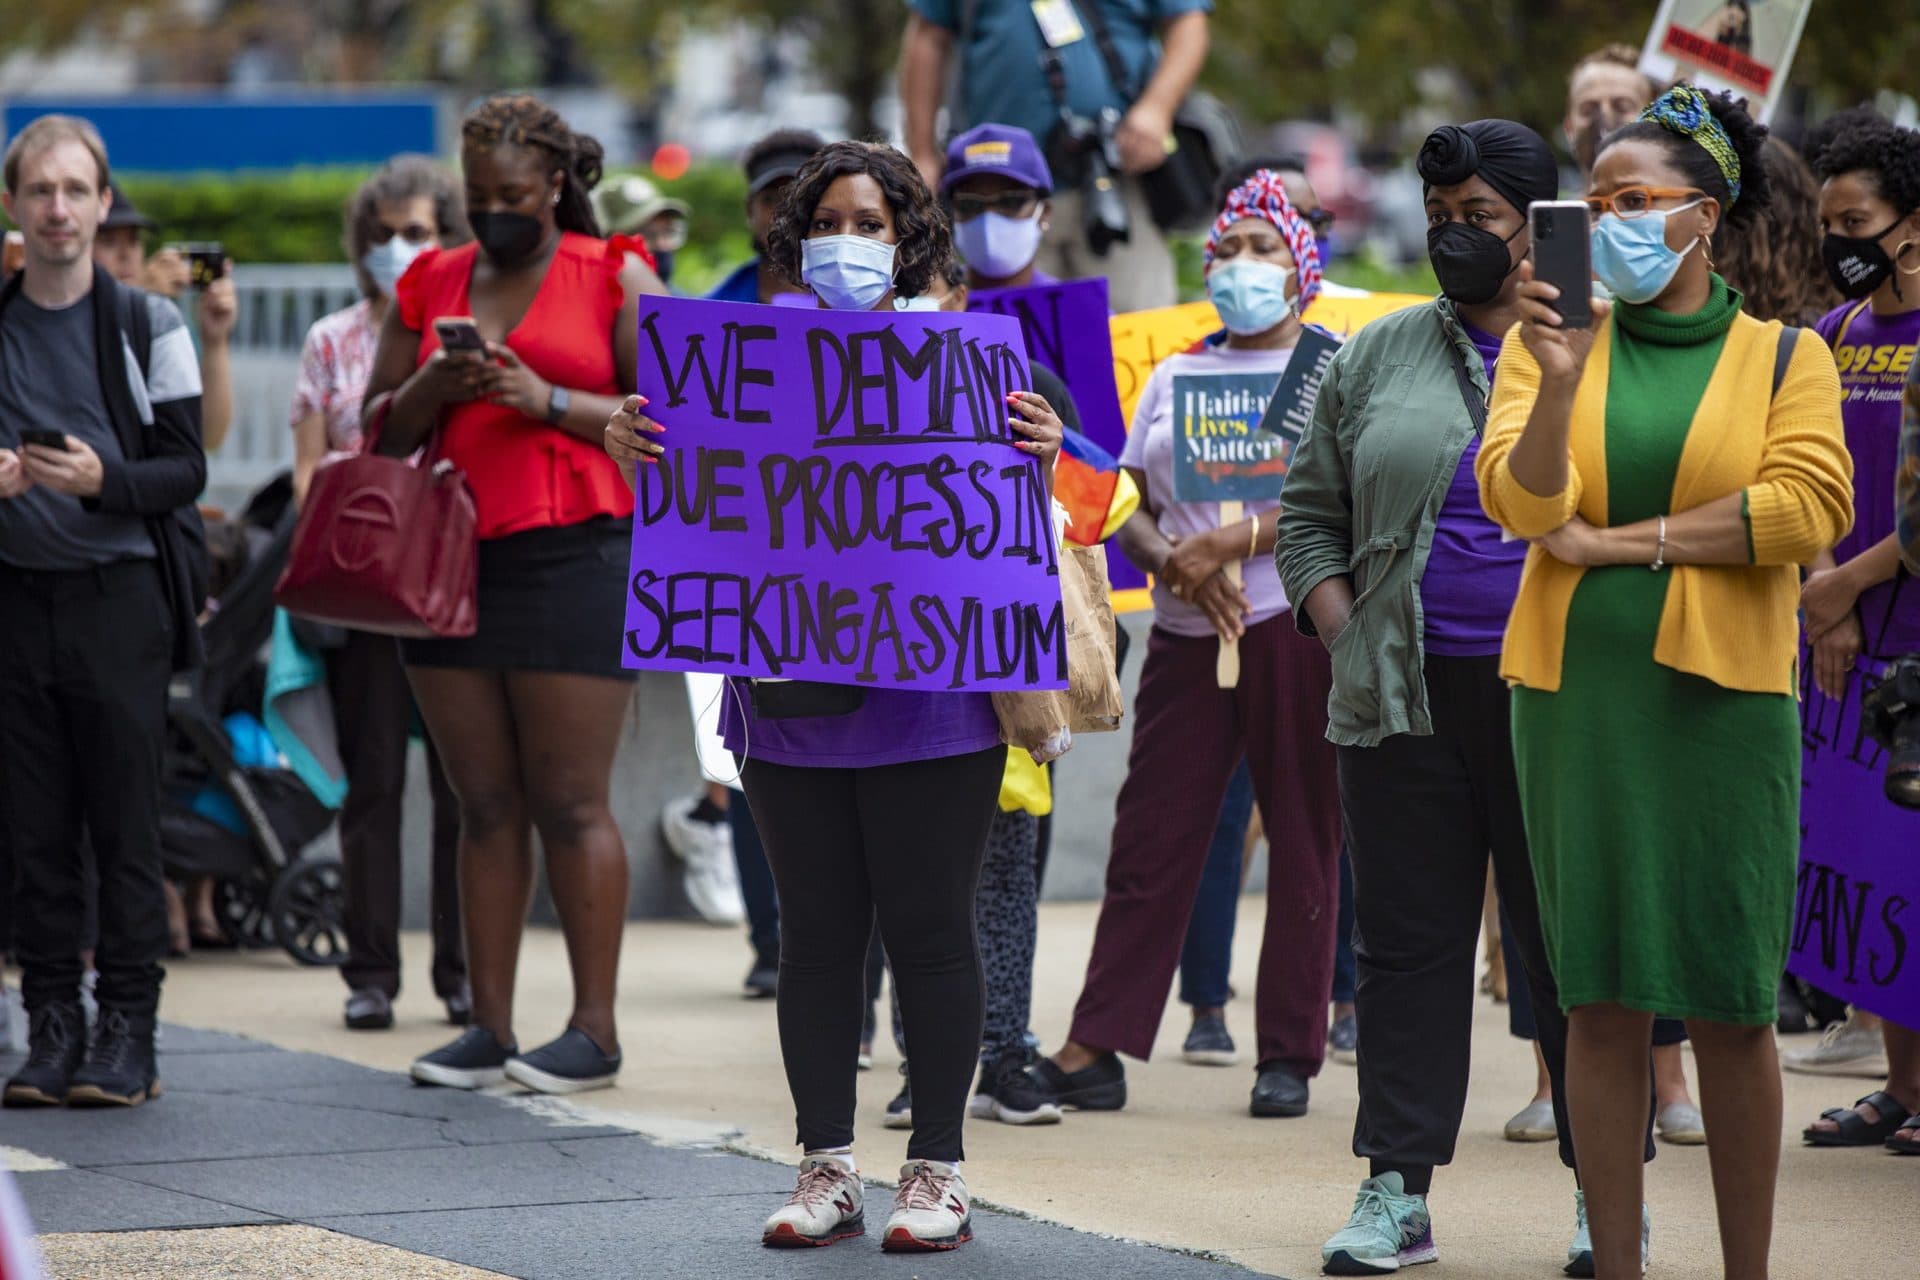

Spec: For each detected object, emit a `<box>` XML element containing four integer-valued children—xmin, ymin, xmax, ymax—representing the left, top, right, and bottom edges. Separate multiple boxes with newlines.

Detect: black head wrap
<box><xmin>1417</xmin><ymin>120</ymin><xmax>1560</xmax><ymax>219</ymax></box>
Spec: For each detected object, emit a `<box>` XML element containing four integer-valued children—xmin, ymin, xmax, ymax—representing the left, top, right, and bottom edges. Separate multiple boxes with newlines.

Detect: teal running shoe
<box><xmin>1565</xmin><ymin>1190</ymin><xmax>1650</xmax><ymax>1277</ymax></box>
<box><xmin>1322</xmin><ymin>1172</ymin><xmax>1436</xmax><ymax>1275</ymax></box>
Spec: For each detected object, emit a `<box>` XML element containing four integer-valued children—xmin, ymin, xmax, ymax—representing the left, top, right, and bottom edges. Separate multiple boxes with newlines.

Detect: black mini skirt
<box><xmin>401</xmin><ymin>516</ymin><xmax>637</xmax><ymax>680</ymax></box>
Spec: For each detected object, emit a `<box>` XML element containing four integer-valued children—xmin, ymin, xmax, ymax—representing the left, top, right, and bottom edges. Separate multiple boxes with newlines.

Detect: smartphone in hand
<box><xmin>18</xmin><ymin>429</ymin><xmax>70</xmax><ymax>451</ymax></box>
<box><xmin>167</xmin><ymin>241</ymin><xmax>225</xmax><ymax>289</ymax></box>
<box><xmin>1528</xmin><ymin>201</ymin><xmax>1593</xmax><ymax>329</ymax></box>
<box><xmin>434</xmin><ymin>316</ymin><xmax>488</xmax><ymax>356</ymax></box>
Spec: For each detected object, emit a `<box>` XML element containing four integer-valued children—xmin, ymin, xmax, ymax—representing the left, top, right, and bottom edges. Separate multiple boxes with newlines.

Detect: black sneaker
<box><xmin>973</xmin><ymin>1050</ymin><xmax>1062</xmax><ymax>1126</ymax></box>
<box><xmin>1250</xmin><ymin>1059</ymin><xmax>1310</xmax><ymax>1118</ymax></box>
<box><xmin>505</xmin><ymin>1027</ymin><xmax>621</xmax><ymax>1095</ymax></box>
<box><xmin>1025</xmin><ymin>1053</ymin><xmax>1126</xmax><ymax>1111</ymax></box>
<box><xmin>66</xmin><ymin>1008</ymin><xmax>162</xmax><ymax>1108</ymax></box>
<box><xmin>744</xmin><ymin>956</ymin><xmax>778</xmax><ymax>999</ymax></box>
<box><xmin>411</xmin><ymin>1027</ymin><xmax>516</xmax><ymax>1089</ymax></box>
<box><xmin>1182</xmin><ymin>1011</ymin><xmax>1239</xmax><ymax>1066</ymax></box>
<box><xmin>883</xmin><ymin>1063</ymin><xmax>913</xmax><ymax>1130</ymax></box>
<box><xmin>3</xmin><ymin>1002</ymin><xmax>86</xmax><ymax>1108</ymax></box>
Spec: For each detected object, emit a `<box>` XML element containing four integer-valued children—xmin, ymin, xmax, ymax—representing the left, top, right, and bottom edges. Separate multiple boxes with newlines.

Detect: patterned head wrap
<box><xmin>1640</xmin><ymin>85</ymin><xmax>1741</xmax><ymax>205</ymax></box>
<box><xmin>1205</xmin><ymin>170</ymin><xmax>1323</xmax><ymax>310</ymax></box>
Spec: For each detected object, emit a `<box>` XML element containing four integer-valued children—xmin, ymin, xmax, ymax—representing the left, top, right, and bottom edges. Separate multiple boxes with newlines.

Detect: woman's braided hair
<box><xmin>461</xmin><ymin>94</ymin><xmax>605</xmax><ymax>239</ymax></box>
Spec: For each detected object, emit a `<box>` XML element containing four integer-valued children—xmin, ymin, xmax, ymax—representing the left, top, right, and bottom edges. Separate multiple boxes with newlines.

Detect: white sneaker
<box><xmin>762</xmin><ymin>1155</ymin><xmax>865</xmax><ymax>1248</ymax></box>
<box><xmin>660</xmin><ymin>794</ymin><xmax>745</xmax><ymax>925</ymax></box>
<box><xmin>1782</xmin><ymin>1010</ymin><xmax>1888</xmax><ymax>1078</ymax></box>
<box><xmin>1565</xmin><ymin>1191</ymin><xmax>1649</xmax><ymax>1277</ymax></box>
<box><xmin>882</xmin><ymin>1160</ymin><xmax>972</xmax><ymax>1252</ymax></box>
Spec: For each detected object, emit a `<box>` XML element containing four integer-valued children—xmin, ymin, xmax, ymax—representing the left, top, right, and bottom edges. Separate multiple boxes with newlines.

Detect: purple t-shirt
<box><xmin>1816</xmin><ymin>301</ymin><xmax>1920</xmax><ymax>657</ymax></box>
<box><xmin>718</xmin><ymin>680</ymin><xmax>1001</xmax><ymax>770</ymax></box>
<box><xmin>1419</xmin><ymin>321</ymin><xmax>1527</xmax><ymax>657</ymax></box>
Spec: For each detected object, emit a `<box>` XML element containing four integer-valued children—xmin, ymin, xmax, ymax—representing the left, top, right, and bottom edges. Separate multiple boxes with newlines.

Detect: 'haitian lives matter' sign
<box><xmin>619</xmin><ymin>298</ymin><xmax>1067</xmax><ymax>693</ymax></box>
<box><xmin>1170</xmin><ymin>328</ymin><xmax>1339</xmax><ymax>503</ymax></box>
<box><xmin>1791</xmin><ymin>654</ymin><xmax>1918</xmax><ymax>1027</ymax></box>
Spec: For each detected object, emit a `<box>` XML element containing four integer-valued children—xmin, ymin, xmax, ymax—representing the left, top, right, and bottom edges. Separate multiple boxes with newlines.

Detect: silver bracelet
<box><xmin>1650</xmin><ymin>514</ymin><xmax>1666</xmax><ymax>572</ymax></box>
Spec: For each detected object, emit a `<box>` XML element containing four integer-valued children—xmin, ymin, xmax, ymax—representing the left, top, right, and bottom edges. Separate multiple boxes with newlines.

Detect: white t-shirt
<box><xmin>1119</xmin><ymin>341</ymin><xmax>1295</xmax><ymax>638</ymax></box>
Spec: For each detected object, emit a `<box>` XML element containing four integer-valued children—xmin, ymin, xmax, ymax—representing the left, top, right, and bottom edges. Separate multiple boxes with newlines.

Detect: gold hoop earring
<box><xmin>1896</xmin><ymin>240</ymin><xmax>1920</xmax><ymax>277</ymax></box>
<box><xmin>1700</xmin><ymin>234</ymin><xmax>1714</xmax><ymax>271</ymax></box>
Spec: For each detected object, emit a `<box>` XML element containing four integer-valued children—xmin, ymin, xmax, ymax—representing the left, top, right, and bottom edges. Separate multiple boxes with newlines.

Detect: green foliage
<box><xmin>108</xmin><ymin>169</ymin><xmax>370</xmax><ymax>263</ymax></box>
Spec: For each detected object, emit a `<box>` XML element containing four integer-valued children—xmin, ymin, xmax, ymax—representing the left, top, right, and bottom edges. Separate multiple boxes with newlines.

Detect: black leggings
<box><xmin>742</xmin><ymin>746</ymin><xmax>1004</xmax><ymax>1163</ymax></box>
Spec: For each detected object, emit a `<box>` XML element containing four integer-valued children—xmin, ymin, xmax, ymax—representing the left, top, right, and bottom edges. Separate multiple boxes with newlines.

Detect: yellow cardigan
<box><xmin>1476</xmin><ymin>311</ymin><xmax>1853</xmax><ymax>695</ymax></box>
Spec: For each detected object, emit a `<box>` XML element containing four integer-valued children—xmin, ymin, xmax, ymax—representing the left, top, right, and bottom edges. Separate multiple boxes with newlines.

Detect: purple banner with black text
<box><xmin>620</xmin><ymin>297</ymin><xmax>1066</xmax><ymax>693</ymax></box>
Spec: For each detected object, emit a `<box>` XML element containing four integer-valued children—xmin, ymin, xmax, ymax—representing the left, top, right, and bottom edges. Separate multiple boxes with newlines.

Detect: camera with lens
<box><xmin>1860</xmin><ymin>653</ymin><xmax>1920</xmax><ymax>807</ymax></box>
<box><xmin>1052</xmin><ymin>106</ymin><xmax>1131</xmax><ymax>257</ymax></box>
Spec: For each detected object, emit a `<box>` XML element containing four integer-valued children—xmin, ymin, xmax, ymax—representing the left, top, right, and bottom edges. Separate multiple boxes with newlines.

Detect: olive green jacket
<box><xmin>1274</xmin><ymin>296</ymin><xmax>1492</xmax><ymax>746</ymax></box>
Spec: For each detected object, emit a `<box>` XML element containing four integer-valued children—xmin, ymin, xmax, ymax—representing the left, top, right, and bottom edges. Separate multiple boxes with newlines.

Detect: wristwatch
<box><xmin>545</xmin><ymin>384</ymin><xmax>570</xmax><ymax>424</ymax></box>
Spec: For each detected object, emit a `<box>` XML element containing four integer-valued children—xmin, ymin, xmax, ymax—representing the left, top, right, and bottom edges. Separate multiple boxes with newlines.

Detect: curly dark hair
<box><xmin>1807</xmin><ymin>105</ymin><xmax>1920</xmax><ymax>216</ymax></box>
<box><xmin>765</xmin><ymin>140</ymin><xmax>955</xmax><ymax>305</ymax></box>
<box><xmin>1600</xmin><ymin>86</ymin><xmax>1772</xmax><ymax>232</ymax></box>
<box><xmin>460</xmin><ymin>94</ymin><xmax>605</xmax><ymax>239</ymax></box>
<box><xmin>1713</xmin><ymin>138</ymin><xmax>1840</xmax><ymax>325</ymax></box>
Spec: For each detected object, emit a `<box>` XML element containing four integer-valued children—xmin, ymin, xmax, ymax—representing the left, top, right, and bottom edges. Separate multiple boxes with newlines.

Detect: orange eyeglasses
<box><xmin>1582</xmin><ymin>186</ymin><xmax>1706</xmax><ymax>220</ymax></box>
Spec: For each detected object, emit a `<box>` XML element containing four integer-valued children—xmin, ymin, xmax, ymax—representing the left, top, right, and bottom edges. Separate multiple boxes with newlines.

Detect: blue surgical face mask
<box><xmin>1589</xmin><ymin>201</ymin><xmax>1702</xmax><ymax>305</ymax></box>
<box><xmin>801</xmin><ymin>234</ymin><xmax>897</xmax><ymax>311</ymax></box>
<box><xmin>361</xmin><ymin>236</ymin><xmax>430</xmax><ymax>296</ymax></box>
<box><xmin>953</xmin><ymin>211</ymin><xmax>1044</xmax><ymax>280</ymax></box>
<box><xmin>1206</xmin><ymin>259</ymin><xmax>1296</xmax><ymax>335</ymax></box>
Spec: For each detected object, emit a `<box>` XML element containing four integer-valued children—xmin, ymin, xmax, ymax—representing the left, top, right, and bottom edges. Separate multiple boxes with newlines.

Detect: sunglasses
<box><xmin>951</xmin><ymin>190</ymin><xmax>1042</xmax><ymax>221</ymax></box>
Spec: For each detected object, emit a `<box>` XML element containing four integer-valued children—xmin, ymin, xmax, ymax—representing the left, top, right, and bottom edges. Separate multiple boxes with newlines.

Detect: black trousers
<box><xmin>1339</xmin><ymin>654</ymin><xmax>1654</xmax><ymax>1187</ymax></box>
<box><xmin>742</xmin><ymin>746</ymin><xmax>1003</xmax><ymax>1163</ymax></box>
<box><xmin>326</xmin><ymin>629</ymin><xmax>464</xmax><ymax>999</ymax></box>
<box><xmin>0</xmin><ymin>560</ymin><xmax>172</xmax><ymax>1017</ymax></box>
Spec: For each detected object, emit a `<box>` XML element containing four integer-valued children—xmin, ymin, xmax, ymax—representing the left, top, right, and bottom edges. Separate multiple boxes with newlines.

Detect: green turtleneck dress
<box><xmin>1511</xmin><ymin>276</ymin><xmax>1799</xmax><ymax>1027</ymax></box>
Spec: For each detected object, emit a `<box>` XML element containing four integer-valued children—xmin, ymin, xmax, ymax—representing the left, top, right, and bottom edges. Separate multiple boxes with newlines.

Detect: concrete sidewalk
<box><xmin>9</xmin><ymin>901</ymin><xmax>1916</xmax><ymax>1278</ymax></box>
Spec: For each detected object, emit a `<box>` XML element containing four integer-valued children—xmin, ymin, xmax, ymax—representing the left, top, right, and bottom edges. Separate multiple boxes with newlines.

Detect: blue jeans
<box><xmin>1179</xmin><ymin>758</ymin><xmax>1255</xmax><ymax>1008</ymax></box>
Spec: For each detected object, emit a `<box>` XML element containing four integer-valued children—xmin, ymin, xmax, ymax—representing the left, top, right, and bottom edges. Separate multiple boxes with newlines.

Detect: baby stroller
<box><xmin>160</xmin><ymin>474</ymin><xmax>346</xmax><ymax>966</ymax></box>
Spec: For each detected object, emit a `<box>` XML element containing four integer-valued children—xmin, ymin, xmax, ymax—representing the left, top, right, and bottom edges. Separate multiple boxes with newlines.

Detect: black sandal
<box><xmin>1887</xmin><ymin>1115</ymin><xmax>1920</xmax><ymax>1155</ymax></box>
<box><xmin>1803</xmin><ymin>1091</ymin><xmax>1912</xmax><ymax>1147</ymax></box>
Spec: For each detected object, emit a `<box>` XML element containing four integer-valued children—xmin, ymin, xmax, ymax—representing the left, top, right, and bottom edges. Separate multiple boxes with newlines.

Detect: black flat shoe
<box><xmin>1024</xmin><ymin>1054</ymin><xmax>1126</xmax><ymax>1111</ymax></box>
<box><xmin>344</xmin><ymin>989</ymin><xmax>394</xmax><ymax>1031</ymax></box>
<box><xmin>442</xmin><ymin>986</ymin><xmax>473</xmax><ymax>1027</ymax></box>
<box><xmin>1250</xmin><ymin>1061</ymin><xmax>1310</xmax><ymax>1118</ymax></box>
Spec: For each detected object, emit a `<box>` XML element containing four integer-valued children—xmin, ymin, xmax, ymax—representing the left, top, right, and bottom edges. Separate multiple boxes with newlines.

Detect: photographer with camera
<box><xmin>1788</xmin><ymin>105</ymin><xmax>1920</xmax><ymax>1155</ymax></box>
<box><xmin>900</xmin><ymin>0</ymin><xmax>1209</xmax><ymax>313</ymax></box>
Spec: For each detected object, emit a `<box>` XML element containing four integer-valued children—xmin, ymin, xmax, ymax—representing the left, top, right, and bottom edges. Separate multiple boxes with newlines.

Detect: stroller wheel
<box><xmin>216</xmin><ymin>878</ymin><xmax>273</xmax><ymax>949</ymax></box>
<box><xmin>266</xmin><ymin>854</ymin><xmax>348</xmax><ymax>967</ymax></box>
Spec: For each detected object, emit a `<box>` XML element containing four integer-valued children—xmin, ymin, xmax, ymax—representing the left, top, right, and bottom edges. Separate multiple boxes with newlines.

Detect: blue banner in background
<box><xmin>2</xmin><ymin>94</ymin><xmax>438</xmax><ymax>172</ymax></box>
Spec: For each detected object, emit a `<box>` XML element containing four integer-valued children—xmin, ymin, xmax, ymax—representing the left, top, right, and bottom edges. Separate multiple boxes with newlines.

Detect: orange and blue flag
<box><xmin>1055</xmin><ymin>427</ymin><xmax>1139</xmax><ymax>548</ymax></box>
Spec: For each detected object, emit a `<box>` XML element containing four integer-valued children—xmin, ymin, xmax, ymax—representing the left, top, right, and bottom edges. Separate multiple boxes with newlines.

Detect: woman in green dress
<box><xmin>1477</xmin><ymin>86</ymin><xmax>1852</xmax><ymax>1279</ymax></box>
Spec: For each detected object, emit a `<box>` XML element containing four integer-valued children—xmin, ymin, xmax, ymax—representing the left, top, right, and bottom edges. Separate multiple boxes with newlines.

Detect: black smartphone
<box><xmin>1528</xmin><ymin>201</ymin><xmax>1593</xmax><ymax>329</ymax></box>
<box><xmin>168</xmin><ymin>241</ymin><xmax>225</xmax><ymax>289</ymax></box>
<box><xmin>18</xmin><ymin>428</ymin><xmax>69</xmax><ymax>451</ymax></box>
<box><xmin>434</xmin><ymin>316</ymin><xmax>488</xmax><ymax>355</ymax></box>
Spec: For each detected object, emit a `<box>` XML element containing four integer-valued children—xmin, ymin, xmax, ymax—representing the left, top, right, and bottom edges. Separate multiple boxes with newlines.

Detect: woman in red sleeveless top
<box><xmin>361</xmin><ymin>95</ymin><xmax>664</xmax><ymax>1095</ymax></box>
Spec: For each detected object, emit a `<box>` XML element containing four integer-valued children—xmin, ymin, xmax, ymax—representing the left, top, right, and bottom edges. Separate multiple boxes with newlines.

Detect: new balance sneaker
<box><xmin>1565</xmin><ymin>1191</ymin><xmax>1650</xmax><ymax>1277</ymax></box>
<box><xmin>1024</xmin><ymin>1053</ymin><xmax>1126</xmax><ymax>1111</ymax></box>
<box><xmin>1322</xmin><ymin>1172</ymin><xmax>1436</xmax><ymax>1274</ymax></box>
<box><xmin>1328</xmin><ymin>1012</ymin><xmax>1359</xmax><ymax>1065</ymax></box>
<box><xmin>505</xmin><ymin>1027</ymin><xmax>621</xmax><ymax>1095</ymax></box>
<box><xmin>411</xmin><ymin>1027</ymin><xmax>516</xmax><ymax>1089</ymax></box>
<box><xmin>66</xmin><ymin>1008</ymin><xmax>162</xmax><ymax>1108</ymax></box>
<box><xmin>1781</xmin><ymin>1009</ymin><xmax>1887</xmax><ymax>1078</ymax></box>
<box><xmin>970</xmin><ymin>1049</ymin><xmax>1062</xmax><ymax>1125</ymax></box>
<box><xmin>660</xmin><ymin>794</ymin><xmax>746</xmax><ymax>925</ymax></box>
<box><xmin>762</xmin><ymin>1154</ymin><xmax>865</xmax><ymax>1248</ymax></box>
<box><xmin>1183</xmin><ymin>1011</ymin><xmax>1239</xmax><ymax>1066</ymax></box>
<box><xmin>882</xmin><ymin>1160</ymin><xmax>972</xmax><ymax>1252</ymax></box>
<box><xmin>2</xmin><ymin>1002</ymin><xmax>85</xmax><ymax>1108</ymax></box>
<box><xmin>883</xmin><ymin>1064</ymin><xmax>913</xmax><ymax>1130</ymax></box>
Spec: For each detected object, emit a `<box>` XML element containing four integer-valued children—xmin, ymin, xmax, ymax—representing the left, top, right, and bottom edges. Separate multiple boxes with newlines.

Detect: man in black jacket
<box><xmin>0</xmin><ymin>116</ymin><xmax>206</xmax><ymax>1109</ymax></box>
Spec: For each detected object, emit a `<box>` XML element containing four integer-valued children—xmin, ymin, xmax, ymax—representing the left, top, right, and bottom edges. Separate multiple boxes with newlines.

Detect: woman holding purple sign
<box><xmin>1025</xmin><ymin>172</ymin><xmax>1343</xmax><ymax>1125</ymax></box>
<box><xmin>608</xmin><ymin>140</ymin><xmax>1063</xmax><ymax>1254</ymax></box>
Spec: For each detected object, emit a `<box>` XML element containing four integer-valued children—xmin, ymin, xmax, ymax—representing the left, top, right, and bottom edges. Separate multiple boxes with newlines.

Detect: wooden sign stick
<box><xmin>1218</xmin><ymin>499</ymin><xmax>1242</xmax><ymax>688</ymax></box>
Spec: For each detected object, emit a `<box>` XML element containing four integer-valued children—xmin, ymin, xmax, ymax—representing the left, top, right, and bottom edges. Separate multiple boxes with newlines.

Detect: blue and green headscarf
<box><xmin>1640</xmin><ymin>85</ymin><xmax>1741</xmax><ymax>205</ymax></box>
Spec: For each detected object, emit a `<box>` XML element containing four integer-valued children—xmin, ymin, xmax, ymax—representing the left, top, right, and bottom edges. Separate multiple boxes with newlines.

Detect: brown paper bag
<box><xmin>992</xmin><ymin>542</ymin><xmax>1125</xmax><ymax>755</ymax></box>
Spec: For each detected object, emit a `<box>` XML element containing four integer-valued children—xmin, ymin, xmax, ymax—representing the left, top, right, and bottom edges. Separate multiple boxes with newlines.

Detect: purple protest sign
<box><xmin>969</xmin><ymin>277</ymin><xmax>1143</xmax><ymax>591</ymax></box>
<box><xmin>1791</xmin><ymin>654</ymin><xmax>1920</xmax><ymax>1027</ymax></box>
<box><xmin>620</xmin><ymin>296</ymin><xmax>1067</xmax><ymax>693</ymax></box>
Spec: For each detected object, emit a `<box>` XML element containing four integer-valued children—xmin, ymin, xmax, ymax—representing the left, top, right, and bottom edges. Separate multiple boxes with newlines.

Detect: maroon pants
<box><xmin>1069</xmin><ymin>616</ymin><xmax>1342</xmax><ymax>1073</ymax></box>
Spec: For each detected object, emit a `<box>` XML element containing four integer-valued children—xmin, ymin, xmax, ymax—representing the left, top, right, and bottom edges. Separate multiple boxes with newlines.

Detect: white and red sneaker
<box><xmin>761</xmin><ymin>1155</ymin><xmax>864</xmax><ymax>1248</ymax></box>
<box><xmin>882</xmin><ymin>1160</ymin><xmax>973</xmax><ymax>1252</ymax></box>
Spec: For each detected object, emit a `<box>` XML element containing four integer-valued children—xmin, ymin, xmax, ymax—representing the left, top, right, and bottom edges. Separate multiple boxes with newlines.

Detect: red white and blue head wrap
<box><xmin>1204</xmin><ymin>170</ymin><xmax>1323</xmax><ymax>309</ymax></box>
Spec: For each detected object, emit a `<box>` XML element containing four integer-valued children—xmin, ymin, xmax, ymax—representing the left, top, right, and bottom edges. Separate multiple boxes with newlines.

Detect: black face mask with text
<box><xmin>1822</xmin><ymin>214</ymin><xmax>1913</xmax><ymax>301</ymax></box>
<box><xmin>1428</xmin><ymin>221</ymin><xmax>1523</xmax><ymax>306</ymax></box>
<box><xmin>469</xmin><ymin>211</ymin><xmax>547</xmax><ymax>267</ymax></box>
